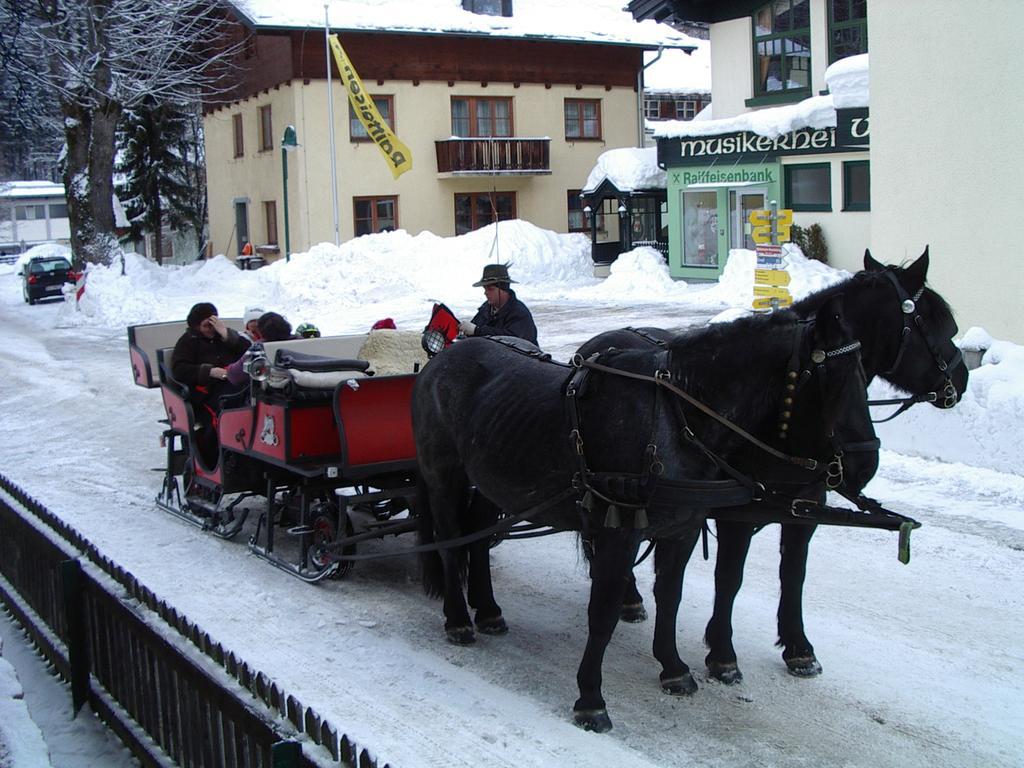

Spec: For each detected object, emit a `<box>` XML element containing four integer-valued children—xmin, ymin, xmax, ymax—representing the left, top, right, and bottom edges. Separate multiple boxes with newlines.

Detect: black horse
<box><xmin>577</xmin><ymin>247</ymin><xmax>969</xmax><ymax>685</ymax></box>
<box><xmin>413</xmin><ymin>299</ymin><xmax>879</xmax><ymax>732</ymax></box>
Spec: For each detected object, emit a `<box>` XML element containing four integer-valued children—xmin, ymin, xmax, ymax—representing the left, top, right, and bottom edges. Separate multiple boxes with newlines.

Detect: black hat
<box><xmin>472</xmin><ymin>263</ymin><xmax>517</xmax><ymax>287</ymax></box>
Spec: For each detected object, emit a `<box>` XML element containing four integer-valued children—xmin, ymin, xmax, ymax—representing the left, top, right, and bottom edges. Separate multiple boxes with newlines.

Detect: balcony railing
<box><xmin>435</xmin><ymin>137</ymin><xmax>551</xmax><ymax>175</ymax></box>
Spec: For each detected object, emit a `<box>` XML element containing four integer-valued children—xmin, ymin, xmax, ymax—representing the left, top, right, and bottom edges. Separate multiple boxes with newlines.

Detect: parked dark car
<box><xmin>22</xmin><ymin>256</ymin><xmax>78</xmax><ymax>304</ymax></box>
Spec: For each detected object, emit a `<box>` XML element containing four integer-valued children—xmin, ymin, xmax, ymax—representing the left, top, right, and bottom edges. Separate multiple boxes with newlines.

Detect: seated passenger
<box><xmin>226</xmin><ymin>312</ymin><xmax>294</xmax><ymax>386</ymax></box>
<box><xmin>171</xmin><ymin>302</ymin><xmax>250</xmax><ymax>463</ymax></box>
<box><xmin>242</xmin><ymin>305</ymin><xmax>265</xmax><ymax>341</ymax></box>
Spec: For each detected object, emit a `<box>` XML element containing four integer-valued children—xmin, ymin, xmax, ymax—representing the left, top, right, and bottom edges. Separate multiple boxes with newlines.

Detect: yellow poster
<box><xmin>328</xmin><ymin>35</ymin><xmax>413</xmax><ymax>179</ymax></box>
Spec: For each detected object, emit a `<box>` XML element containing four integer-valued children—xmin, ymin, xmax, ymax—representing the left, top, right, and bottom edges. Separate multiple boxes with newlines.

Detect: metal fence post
<box><xmin>272</xmin><ymin>739</ymin><xmax>302</xmax><ymax>768</ymax></box>
<box><xmin>60</xmin><ymin>558</ymin><xmax>90</xmax><ymax>715</ymax></box>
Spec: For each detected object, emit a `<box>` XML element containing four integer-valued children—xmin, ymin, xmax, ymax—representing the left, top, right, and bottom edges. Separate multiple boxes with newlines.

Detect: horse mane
<box><xmin>665</xmin><ymin>310</ymin><xmax>800</xmax><ymax>434</ymax></box>
<box><xmin>791</xmin><ymin>266</ymin><xmax>954</xmax><ymax>321</ymax></box>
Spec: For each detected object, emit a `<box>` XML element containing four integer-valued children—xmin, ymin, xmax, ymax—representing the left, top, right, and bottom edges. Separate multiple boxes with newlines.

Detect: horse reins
<box><xmin>868</xmin><ymin>270</ymin><xmax>963</xmax><ymax>422</ymax></box>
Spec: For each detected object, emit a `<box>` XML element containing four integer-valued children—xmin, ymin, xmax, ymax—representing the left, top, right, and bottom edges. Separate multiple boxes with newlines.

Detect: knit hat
<box><xmin>244</xmin><ymin>305</ymin><xmax>265</xmax><ymax>324</ymax></box>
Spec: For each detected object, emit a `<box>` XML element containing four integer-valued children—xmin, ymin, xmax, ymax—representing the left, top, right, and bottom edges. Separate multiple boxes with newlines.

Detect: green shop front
<box><xmin>657</xmin><ymin>120</ymin><xmax>862</xmax><ymax>280</ymax></box>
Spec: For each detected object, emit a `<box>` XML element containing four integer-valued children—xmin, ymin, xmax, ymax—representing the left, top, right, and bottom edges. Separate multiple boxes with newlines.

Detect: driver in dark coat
<box><xmin>458</xmin><ymin>263</ymin><xmax>538</xmax><ymax>345</ymax></box>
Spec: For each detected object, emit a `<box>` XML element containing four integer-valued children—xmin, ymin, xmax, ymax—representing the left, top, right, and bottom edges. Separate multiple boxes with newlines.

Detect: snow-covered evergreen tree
<box><xmin>116</xmin><ymin>99</ymin><xmax>207</xmax><ymax>264</ymax></box>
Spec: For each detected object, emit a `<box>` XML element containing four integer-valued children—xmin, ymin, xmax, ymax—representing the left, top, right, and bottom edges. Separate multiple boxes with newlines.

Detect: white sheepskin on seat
<box><xmin>358</xmin><ymin>330</ymin><xmax>428</xmax><ymax>375</ymax></box>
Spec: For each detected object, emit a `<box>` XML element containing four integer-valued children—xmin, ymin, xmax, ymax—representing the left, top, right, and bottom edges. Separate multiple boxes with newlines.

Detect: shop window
<box><xmin>568</xmin><ymin>191</ymin><xmax>606</xmax><ymax>233</ymax></box>
<box><xmin>565</xmin><ymin>99</ymin><xmax>602</xmax><ymax>140</ymax></box>
<box><xmin>263</xmin><ymin>201</ymin><xmax>278</xmax><ymax>245</ymax></box>
<box><xmin>232</xmin><ymin>114</ymin><xmax>244</xmax><ymax>158</ymax></box>
<box><xmin>451</xmin><ymin>97</ymin><xmax>512</xmax><ymax>137</ymax></box>
<box><xmin>842</xmin><ymin>160</ymin><xmax>870</xmax><ymax>211</ymax></box>
<box><xmin>455</xmin><ymin>191</ymin><xmax>515</xmax><ymax>235</ymax></box>
<box><xmin>462</xmin><ymin>0</ymin><xmax>512</xmax><ymax>16</ymax></box>
<box><xmin>354</xmin><ymin>196</ymin><xmax>398</xmax><ymax>236</ymax></box>
<box><xmin>752</xmin><ymin>0</ymin><xmax>811</xmax><ymax>97</ymax></box>
<box><xmin>785</xmin><ymin>162</ymin><xmax>832</xmax><ymax>212</ymax></box>
<box><xmin>350</xmin><ymin>96</ymin><xmax>395</xmax><ymax>141</ymax></box>
<box><xmin>256</xmin><ymin>107</ymin><xmax>272</xmax><ymax>151</ymax></box>
<box><xmin>829</xmin><ymin>0</ymin><xmax>868</xmax><ymax>64</ymax></box>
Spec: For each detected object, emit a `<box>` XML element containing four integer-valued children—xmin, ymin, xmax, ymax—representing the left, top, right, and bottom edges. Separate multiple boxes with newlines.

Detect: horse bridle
<box><xmin>779</xmin><ymin>320</ymin><xmax>877</xmax><ymax>492</ymax></box>
<box><xmin>868</xmin><ymin>270</ymin><xmax>964</xmax><ymax>421</ymax></box>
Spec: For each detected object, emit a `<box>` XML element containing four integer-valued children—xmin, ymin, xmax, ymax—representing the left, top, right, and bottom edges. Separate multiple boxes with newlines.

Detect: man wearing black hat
<box><xmin>459</xmin><ymin>263</ymin><xmax>538</xmax><ymax>345</ymax></box>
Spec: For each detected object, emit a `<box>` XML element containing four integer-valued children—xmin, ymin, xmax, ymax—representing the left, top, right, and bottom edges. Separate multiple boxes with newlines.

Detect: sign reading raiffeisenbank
<box><xmin>328</xmin><ymin>35</ymin><xmax>413</xmax><ymax>179</ymax></box>
<box><xmin>658</xmin><ymin>125</ymin><xmax>867</xmax><ymax>167</ymax></box>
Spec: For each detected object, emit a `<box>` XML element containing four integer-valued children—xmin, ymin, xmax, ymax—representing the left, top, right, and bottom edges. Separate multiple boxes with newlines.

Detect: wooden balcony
<box><xmin>435</xmin><ymin>137</ymin><xmax>551</xmax><ymax>176</ymax></box>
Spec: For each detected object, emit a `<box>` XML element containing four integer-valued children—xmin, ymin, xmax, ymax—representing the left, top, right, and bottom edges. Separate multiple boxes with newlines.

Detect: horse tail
<box><xmin>417</xmin><ymin>475</ymin><xmax>447</xmax><ymax>598</ymax></box>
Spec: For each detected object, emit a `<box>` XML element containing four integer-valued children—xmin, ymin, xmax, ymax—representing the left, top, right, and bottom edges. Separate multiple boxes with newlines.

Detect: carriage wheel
<box><xmin>311</xmin><ymin>508</ymin><xmax>356</xmax><ymax>579</ymax></box>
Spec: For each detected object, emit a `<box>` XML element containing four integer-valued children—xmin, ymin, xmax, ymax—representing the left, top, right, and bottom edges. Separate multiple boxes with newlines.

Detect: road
<box><xmin>0</xmin><ymin>274</ymin><xmax>1020</xmax><ymax>768</ymax></box>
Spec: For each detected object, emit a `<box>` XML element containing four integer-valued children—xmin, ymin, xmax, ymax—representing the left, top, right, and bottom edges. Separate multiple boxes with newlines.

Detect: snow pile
<box><xmin>570</xmin><ymin>247</ymin><xmax>686</xmax><ymax>300</ymax></box>
<box><xmin>644</xmin><ymin>42</ymin><xmax>712</xmax><ymax>94</ymax></box>
<box><xmin>826</xmin><ymin>53</ymin><xmax>870</xmax><ymax>109</ymax></box>
<box><xmin>64</xmin><ymin>221</ymin><xmax>597</xmax><ymax>334</ymax></box>
<box><xmin>0</xmin><ymin>651</ymin><xmax>51</xmax><ymax>768</ymax></box>
<box><xmin>35</xmin><ymin>217</ymin><xmax>1024</xmax><ymax>478</ymax></box>
<box><xmin>582</xmin><ymin>147</ymin><xmax>666</xmax><ymax>193</ymax></box>
<box><xmin>691</xmin><ymin>243</ymin><xmax>850</xmax><ymax>310</ymax></box>
<box><xmin>653</xmin><ymin>53</ymin><xmax>869</xmax><ymax>140</ymax></box>
<box><xmin>876</xmin><ymin>330</ymin><xmax>1024</xmax><ymax>475</ymax></box>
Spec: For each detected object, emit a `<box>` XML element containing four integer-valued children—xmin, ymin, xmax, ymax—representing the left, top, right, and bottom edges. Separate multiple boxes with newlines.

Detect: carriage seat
<box><xmin>263</xmin><ymin>348</ymin><xmax>369</xmax><ymax>393</ymax></box>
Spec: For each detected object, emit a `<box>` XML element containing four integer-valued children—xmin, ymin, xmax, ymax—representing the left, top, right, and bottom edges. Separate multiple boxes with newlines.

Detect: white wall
<box><xmin>869</xmin><ymin>1</ymin><xmax>1022</xmax><ymax>342</ymax></box>
<box><xmin>782</xmin><ymin>153</ymin><xmax>871</xmax><ymax>272</ymax></box>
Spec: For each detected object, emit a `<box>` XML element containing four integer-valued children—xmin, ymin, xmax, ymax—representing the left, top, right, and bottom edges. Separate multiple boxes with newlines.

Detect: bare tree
<box><xmin>2</xmin><ymin>0</ymin><xmax>239</xmax><ymax>265</ymax></box>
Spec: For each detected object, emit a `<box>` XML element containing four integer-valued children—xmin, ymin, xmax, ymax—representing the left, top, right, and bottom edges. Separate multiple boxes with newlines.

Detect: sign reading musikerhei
<box><xmin>658</xmin><ymin>118</ymin><xmax>868</xmax><ymax>168</ymax></box>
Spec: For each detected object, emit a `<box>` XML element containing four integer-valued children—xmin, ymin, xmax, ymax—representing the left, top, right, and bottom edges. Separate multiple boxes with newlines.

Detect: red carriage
<box><xmin>128</xmin><ymin>320</ymin><xmax>426</xmax><ymax>582</ymax></box>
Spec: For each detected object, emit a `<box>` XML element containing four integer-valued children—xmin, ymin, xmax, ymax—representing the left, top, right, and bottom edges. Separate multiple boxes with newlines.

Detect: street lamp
<box><xmin>281</xmin><ymin>125</ymin><xmax>299</xmax><ymax>262</ymax></box>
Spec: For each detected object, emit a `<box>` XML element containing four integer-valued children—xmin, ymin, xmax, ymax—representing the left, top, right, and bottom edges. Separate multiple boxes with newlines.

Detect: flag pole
<box><xmin>324</xmin><ymin>3</ymin><xmax>341</xmax><ymax>246</ymax></box>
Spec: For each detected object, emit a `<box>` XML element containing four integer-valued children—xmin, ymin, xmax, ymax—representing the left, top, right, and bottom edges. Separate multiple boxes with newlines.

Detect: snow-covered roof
<box><xmin>0</xmin><ymin>181</ymin><xmax>65</xmax><ymax>200</ymax></box>
<box><xmin>583</xmin><ymin>146</ymin><xmax>666</xmax><ymax>193</ymax></box>
<box><xmin>654</xmin><ymin>53</ymin><xmax>869</xmax><ymax>140</ymax></box>
<box><xmin>643</xmin><ymin>40</ymin><xmax>711</xmax><ymax>94</ymax></box>
<box><xmin>227</xmin><ymin>0</ymin><xmax>698</xmax><ymax>49</ymax></box>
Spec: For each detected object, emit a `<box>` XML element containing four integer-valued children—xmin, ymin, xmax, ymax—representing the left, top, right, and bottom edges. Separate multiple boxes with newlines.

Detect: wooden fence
<box><xmin>0</xmin><ymin>473</ymin><xmax>389</xmax><ymax>768</ymax></box>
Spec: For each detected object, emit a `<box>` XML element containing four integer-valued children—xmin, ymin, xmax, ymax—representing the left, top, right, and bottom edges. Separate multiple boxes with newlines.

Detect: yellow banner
<box><xmin>328</xmin><ymin>35</ymin><xmax>413</xmax><ymax>179</ymax></box>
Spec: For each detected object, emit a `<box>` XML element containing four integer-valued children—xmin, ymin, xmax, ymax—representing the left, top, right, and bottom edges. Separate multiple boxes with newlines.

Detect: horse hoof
<box><xmin>707</xmin><ymin>662</ymin><xmax>743</xmax><ymax>685</ymax></box>
<box><xmin>620</xmin><ymin>603</ymin><xmax>648</xmax><ymax>623</ymax></box>
<box><xmin>476</xmin><ymin>615</ymin><xmax>508</xmax><ymax>635</ymax></box>
<box><xmin>573</xmin><ymin>708</ymin><xmax>612</xmax><ymax>733</ymax></box>
<box><xmin>785</xmin><ymin>655</ymin><xmax>822</xmax><ymax>677</ymax></box>
<box><xmin>660</xmin><ymin>673</ymin><xmax>698</xmax><ymax>696</ymax></box>
<box><xmin>445</xmin><ymin>626</ymin><xmax>476</xmax><ymax>645</ymax></box>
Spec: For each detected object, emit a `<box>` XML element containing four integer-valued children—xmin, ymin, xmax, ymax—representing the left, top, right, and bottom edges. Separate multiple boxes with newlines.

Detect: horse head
<box><xmin>779</xmin><ymin>297</ymin><xmax>879</xmax><ymax>498</ymax></box>
<box><xmin>862</xmin><ymin>246</ymin><xmax>969</xmax><ymax>408</ymax></box>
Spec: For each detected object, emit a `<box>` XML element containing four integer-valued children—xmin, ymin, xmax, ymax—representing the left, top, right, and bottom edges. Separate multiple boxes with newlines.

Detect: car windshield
<box><xmin>30</xmin><ymin>259</ymin><xmax>70</xmax><ymax>274</ymax></box>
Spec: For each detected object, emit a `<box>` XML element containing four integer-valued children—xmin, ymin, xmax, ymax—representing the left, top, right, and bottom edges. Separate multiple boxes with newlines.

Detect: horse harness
<box><xmin>868</xmin><ymin>269</ymin><xmax>963</xmax><ymax>421</ymax></box>
<box><xmin>562</xmin><ymin>325</ymin><xmax>916</xmax><ymax>550</ymax></box>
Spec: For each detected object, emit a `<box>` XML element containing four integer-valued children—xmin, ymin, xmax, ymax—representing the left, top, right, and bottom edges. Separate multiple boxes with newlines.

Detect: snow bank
<box><xmin>41</xmin><ymin>218</ymin><xmax>1024</xmax><ymax>477</ymax></box>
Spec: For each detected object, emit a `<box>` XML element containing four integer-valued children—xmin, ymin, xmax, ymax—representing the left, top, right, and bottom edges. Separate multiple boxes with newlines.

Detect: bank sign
<box><xmin>659</xmin><ymin>119</ymin><xmax>868</xmax><ymax>167</ymax></box>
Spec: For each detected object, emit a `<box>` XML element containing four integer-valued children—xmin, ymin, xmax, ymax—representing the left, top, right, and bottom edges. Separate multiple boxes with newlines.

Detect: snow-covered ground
<box><xmin>0</xmin><ymin>224</ymin><xmax>1021</xmax><ymax>767</ymax></box>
